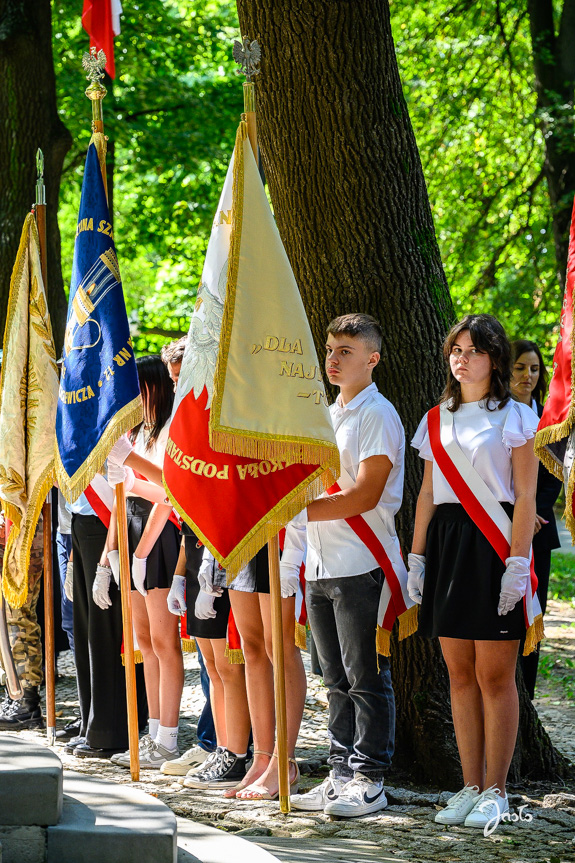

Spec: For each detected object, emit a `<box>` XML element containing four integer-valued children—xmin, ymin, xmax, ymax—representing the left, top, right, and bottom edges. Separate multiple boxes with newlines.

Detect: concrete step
<box><xmin>248</xmin><ymin>837</ymin><xmax>397</xmax><ymax>863</ymax></box>
<box><xmin>176</xmin><ymin>817</ymin><xmax>280</xmax><ymax>863</ymax></box>
<box><xmin>0</xmin><ymin>733</ymin><xmax>62</xmax><ymax>826</ymax></box>
<box><xmin>47</xmin><ymin>771</ymin><xmax>177</xmax><ymax>863</ymax></box>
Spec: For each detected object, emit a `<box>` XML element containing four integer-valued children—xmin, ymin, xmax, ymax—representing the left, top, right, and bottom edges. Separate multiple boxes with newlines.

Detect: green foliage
<box><xmin>53</xmin><ymin>0</ymin><xmax>241</xmax><ymax>355</ymax></box>
<box><xmin>390</xmin><ymin>0</ymin><xmax>563</xmax><ymax>362</ymax></box>
<box><xmin>549</xmin><ymin>551</ymin><xmax>575</xmax><ymax>603</ymax></box>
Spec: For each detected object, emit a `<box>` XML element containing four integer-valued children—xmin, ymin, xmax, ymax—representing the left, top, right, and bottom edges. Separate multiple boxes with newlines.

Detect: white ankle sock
<box><xmin>148</xmin><ymin>718</ymin><xmax>160</xmax><ymax>739</ymax></box>
<box><xmin>156</xmin><ymin>724</ymin><xmax>178</xmax><ymax>751</ymax></box>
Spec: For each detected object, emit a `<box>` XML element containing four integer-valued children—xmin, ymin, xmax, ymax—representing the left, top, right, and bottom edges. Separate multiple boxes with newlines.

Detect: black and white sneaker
<box><xmin>323</xmin><ymin>773</ymin><xmax>387</xmax><ymax>817</ymax></box>
<box><xmin>182</xmin><ymin>747</ymin><xmax>247</xmax><ymax>789</ymax></box>
<box><xmin>291</xmin><ymin>772</ymin><xmax>349</xmax><ymax>811</ymax></box>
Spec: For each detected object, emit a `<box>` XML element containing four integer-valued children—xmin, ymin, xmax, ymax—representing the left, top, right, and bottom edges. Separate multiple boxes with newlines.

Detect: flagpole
<box><xmin>33</xmin><ymin>150</ymin><xmax>57</xmax><ymax>746</ymax></box>
<box><xmin>84</xmin><ymin>49</ymin><xmax>140</xmax><ymax>781</ymax></box>
<box><xmin>237</xmin><ymin>40</ymin><xmax>291</xmax><ymax>814</ymax></box>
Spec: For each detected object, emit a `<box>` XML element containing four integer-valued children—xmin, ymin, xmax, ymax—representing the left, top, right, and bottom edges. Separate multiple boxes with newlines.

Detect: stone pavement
<box><xmin>3</xmin><ymin>597</ymin><xmax>575</xmax><ymax>863</ymax></box>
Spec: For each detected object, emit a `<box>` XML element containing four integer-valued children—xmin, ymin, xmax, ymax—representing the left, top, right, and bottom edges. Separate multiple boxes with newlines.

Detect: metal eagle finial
<box><xmin>233</xmin><ymin>36</ymin><xmax>261</xmax><ymax>82</ymax></box>
<box><xmin>82</xmin><ymin>46</ymin><xmax>107</xmax><ymax>83</ymax></box>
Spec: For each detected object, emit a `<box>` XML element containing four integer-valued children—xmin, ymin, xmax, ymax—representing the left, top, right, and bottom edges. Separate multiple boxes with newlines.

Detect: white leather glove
<box><xmin>498</xmin><ymin>556</ymin><xmax>530</xmax><ymax>616</ymax></box>
<box><xmin>132</xmin><ymin>554</ymin><xmax>148</xmax><ymax>597</ymax></box>
<box><xmin>107</xmin><ymin>461</ymin><xmax>135</xmax><ymax>492</ymax></box>
<box><xmin>407</xmin><ymin>553</ymin><xmax>426</xmax><ymax>605</ymax></box>
<box><xmin>107</xmin><ymin>549</ymin><xmax>120</xmax><ymax>585</ymax></box>
<box><xmin>64</xmin><ymin>559</ymin><xmax>74</xmax><ymax>602</ymax></box>
<box><xmin>195</xmin><ymin>590</ymin><xmax>217</xmax><ymax>620</ymax></box>
<box><xmin>198</xmin><ymin>552</ymin><xmax>224</xmax><ymax>597</ymax></box>
<box><xmin>107</xmin><ymin>433</ymin><xmax>133</xmax><ymax>465</ymax></box>
<box><xmin>92</xmin><ymin>564</ymin><xmax>113</xmax><ymax>609</ymax></box>
<box><xmin>279</xmin><ymin>562</ymin><xmax>300</xmax><ymax>598</ymax></box>
<box><xmin>167</xmin><ymin>575</ymin><xmax>187</xmax><ymax>615</ymax></box>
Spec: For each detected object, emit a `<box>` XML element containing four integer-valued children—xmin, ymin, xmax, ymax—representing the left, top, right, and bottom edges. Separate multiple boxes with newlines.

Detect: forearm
<box><xmin>411</xmin><ymin>489</ymin><xmax>436</xmax><ymax>555</ymax></box>
<box><xmin>107</xmin><ymin>502</ymin><xmax>118</xmax><ymax>551</ymax></box>
<box><xmin>124</xmin><ymin>451</ymin><xmax>163</xmax><ymax>486</ymax></box>
<box><xmin>174</xmin><ymin>539</ymin><xmax>187</xmax><ymax>577</ymax></box>
<box><xmin>135</xmin><ymin>504</ymin><xmax>172</xmax><ymax>559</ymax></box>
<box><xmin>510</xmin><ymin>492</ymin><xmax>536</xmax><ymax>559</ymax></box>
<box><xmin>131</xmin><ymin>478</ymin><xmax>170</xmax><ymax>504</ymax></box>
<box><xmin>308</xmin><ymin>486</ymin><xmax>379</xmax><ymax>522</ymax></box>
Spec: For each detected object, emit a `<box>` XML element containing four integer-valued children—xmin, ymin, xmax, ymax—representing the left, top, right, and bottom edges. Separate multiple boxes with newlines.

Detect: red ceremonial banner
<box><xmin>82</xmin><ymin>0</ymin><xmax>117</xmax><ymax>78</ymax></box>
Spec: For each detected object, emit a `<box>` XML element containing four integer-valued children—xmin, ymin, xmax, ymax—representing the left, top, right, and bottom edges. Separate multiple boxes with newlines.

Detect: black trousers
<box><xmin>519</xmin><ymin>546</ymin><xmax>551</xmax><ymax>699</ymax></box>
<box><xmin>72</xmin><ymin>514</ymin><xmax>147</xmax><ymax>749</ymax></box>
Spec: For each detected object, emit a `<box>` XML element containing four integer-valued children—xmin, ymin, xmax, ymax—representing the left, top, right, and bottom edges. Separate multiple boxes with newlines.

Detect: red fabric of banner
<box><xmin>82</xmin><ymin>0</ymin><xmax>115</xmax><ymax>78</ymax></box>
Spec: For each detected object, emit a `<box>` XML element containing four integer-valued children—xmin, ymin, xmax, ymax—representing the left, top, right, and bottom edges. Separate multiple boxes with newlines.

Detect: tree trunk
<box><xmin>237</xmin><ymin>0</ymin><xmax>573</xmax><ymax>784</ymax></box>
<box><xmin>0</xmin><ymin>0</ymin><xmax>72</xmax><ymax>353</ymax></box>
<box><xmin>527</xmin><ymin>0</ymin><xmax>575</xmax><ymax>291</ymax></box>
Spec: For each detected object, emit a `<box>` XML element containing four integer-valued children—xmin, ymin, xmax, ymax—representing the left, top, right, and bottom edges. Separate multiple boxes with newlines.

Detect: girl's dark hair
<box><xmin>131</xmin><ymin>355</ymin><xmax>174</xmax><ymax>450</ymax></box>
<box><xmin>442</xmin><ymin>314</ymin><xmax>511</xmax><ymax>412</ymax></box>
<box><xmin>510</xmin><ymin>339</ymin><xmax>548</xmax><ymax>405</ymax></box>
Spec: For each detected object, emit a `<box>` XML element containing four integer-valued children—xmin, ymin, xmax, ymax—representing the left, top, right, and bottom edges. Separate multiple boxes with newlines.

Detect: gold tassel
<box><xmin>209</xmin><ymin>429</ymin><xmax>340</xmax><ymax>477</ymax></box>
<box><xmin>523</xmin><ymin>614</ymin><xmax>545</xmax><ymax>656</ymax></box>
<box><xmin>295</xmin><ymin>622</ymin><xmax>307</xmax><ymax>650</ymax></box>
<box><xmin>398</xmin><ymin>605</ymin><xmax>419</xmax><ymax>641</ymax></box>
<box><xmin>181</xmin><ymin>638</ymin><xmax>197</xmax><ymax>654</ymax></box>
<box><xmin>376</xmin><ymin>625</ymin><xmax>391</xmax><ymax>658</ymax></box>
<box><xmin>225</xmin><ymin>644</ymin><xmax>245</xmax><ymax>664</ymax></box>
<box><xmin>121</xmin><ymin>649</ymin><xmax>143</xmax><ymax>666</ymax></box>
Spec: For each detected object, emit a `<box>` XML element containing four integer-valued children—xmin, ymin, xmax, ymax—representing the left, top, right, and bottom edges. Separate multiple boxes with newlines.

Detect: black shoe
<box><xmin>182</xmin><ymin>748</ymin><xmax>247</xmax><ymax>788</ymax></box>
<box><xmin>0</xmin><ymin>687</ymin><xmax>44</xmax><ymax>730</ymax></box>
<box><xmin>73</xmin><ymin>743</ymin><xmax>125</xmax><ymax>759</ymax></box>
<box><xmin>56</xmin><ymin>718</ymin><xmax>83</xmax><ymax>740</ymax></box>
<box><xmin>65</xmin><ymin>735</ymin><xmax>86</xmax><ymax>754</ymax></box>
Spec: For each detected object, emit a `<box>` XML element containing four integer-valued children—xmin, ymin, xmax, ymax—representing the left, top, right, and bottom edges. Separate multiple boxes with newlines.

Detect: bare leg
<box><xmin>475</xmin><ymin>640</ymin><xmax>520</xmax><ymax>793</ymax></box>
<box><xmin>132</xmin><ymin>590</ymin><xmax>160</xmax><ymax>721</ymax></box>
<box><xmin>211</xmin><ymin>638</ymin><xmax>251</xmax><ymax>754</ymax></box>
<box><xmin>196</xmin><ymin>637</ymin><xmax>226</xmax><ymax>747</ymax></box>
<box><xmin>238</xmin><ymin>594</ymin><xmax>305</xmax><ymax>798</ymax></box>
<box><xmin>229</xmin><ymin>590</ymin><xmax>274</xmax><ymax>790</ymax></box>
<box><xmin>440</xmin><ymin>637</ymin><xmax>485</xmax><ymax>789</ymax></box>
<box><xmin>146</xmin><ymin>588</ymin><xmax>184</xmax><ymax>728</ymax></box>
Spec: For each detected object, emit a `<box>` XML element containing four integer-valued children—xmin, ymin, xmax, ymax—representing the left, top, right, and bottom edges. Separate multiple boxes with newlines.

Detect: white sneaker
<box><xmin>291</xmin><ymin>772</ymin><xmax>349</xmax><ymax>812</ymax></box>
<box><xmin>464</xmin><ymin>786</ymin><xmax>509</xmax><ymax>829</ymax></box>
<box><xmin>111</xmin><ymin>734</ymin><xmax>153</xmax><ymax>765</ymax></box>
<box><xmin>161</xmin><ymin>744</ymin><xmax>211</xmax><ymax>776</ymax></box>
<box><xmin>177</xmin><ymin>748</ymin><xmax>220</xmax><ymax>785</ymax></box>
<box><xmin>435</xmin><ymin>784</ymin><xmax>481</xmax><ymax>825</ymax></box>
<box><xmin>323</xmin><ymin>773</ymin><xmax>387</xmax><ymax>817</ymax></box>
<box><xmin>115</xmin><ymin>738</ymin><xmax>180</xmax><ymax>769</ymax></box>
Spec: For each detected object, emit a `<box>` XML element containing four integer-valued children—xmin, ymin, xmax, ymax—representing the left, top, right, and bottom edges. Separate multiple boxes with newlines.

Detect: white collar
<box><xmin>335</xmin><ymin>382</ymin><xmax>377</xmax><ymax>413</ymax></box>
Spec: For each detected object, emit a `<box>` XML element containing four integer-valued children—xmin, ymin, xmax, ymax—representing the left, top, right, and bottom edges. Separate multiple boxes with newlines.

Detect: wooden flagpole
<box><xmin>33</xmin><ymin>151</ymin><xmax>57</xmax><ymax>745</ymax></box>
<box><xmin>239</xmin><ymin>43</ymin><xmax>291</xmax><ymax>814</ymax></box>
<box><xmin>84</xmin><ymin>49</ymin><xmax>139</xmax><ymax>781</ymax></box>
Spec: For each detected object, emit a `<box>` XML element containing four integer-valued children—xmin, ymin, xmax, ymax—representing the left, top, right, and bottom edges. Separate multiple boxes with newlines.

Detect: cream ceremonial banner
<box><xmin>0</xmin><ymin>214</ymin><xmax>59</xmax><ymax>607</ymax></box>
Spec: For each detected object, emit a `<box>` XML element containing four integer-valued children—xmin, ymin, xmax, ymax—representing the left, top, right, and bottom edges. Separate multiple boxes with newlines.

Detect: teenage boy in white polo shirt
<box><xmin>281</xmin><ymin>313</ymin><xmax>404</xmax><ymax>817</ymax></box>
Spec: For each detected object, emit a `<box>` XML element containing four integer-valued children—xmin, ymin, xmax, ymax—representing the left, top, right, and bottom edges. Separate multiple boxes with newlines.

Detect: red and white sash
<box><xmin>326</xmin><ymin>467</ymin><xmax>417</xmax><ymax>657</ymax></box>
<box><xmin>428</xmin><ymin>404</ymin><xmax>543</xmax><ymax>655</ymax></box>
<box><xmin>84</xmin><ymin>473</ymin><xmax>114</xmax><ymax>528</ymax></box>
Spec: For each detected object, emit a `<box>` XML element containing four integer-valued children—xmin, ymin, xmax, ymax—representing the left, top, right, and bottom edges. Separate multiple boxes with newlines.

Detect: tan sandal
<box><xmin>236</xmin><ymin>756</ymin><xmax>300</xmax><ymax>801</ymax></box>
<box><xmin>223</xmin><ymin>750</ymin><xmax>273</xmax><ymax>799</ymax></box>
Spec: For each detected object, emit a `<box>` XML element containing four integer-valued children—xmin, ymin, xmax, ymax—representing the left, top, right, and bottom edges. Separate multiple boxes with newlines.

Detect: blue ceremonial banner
<box><xmin>55</xmin><ymin>141</ymin><xmax>142</xmax><ymax>502</ymax></box>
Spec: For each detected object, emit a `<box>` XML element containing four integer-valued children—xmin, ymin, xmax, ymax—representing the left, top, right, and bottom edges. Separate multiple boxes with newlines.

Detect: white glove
<box><xmin>407</xmin><ymin>553</ymin><xmax>426</xmax><ymax>605</ymax></box>
<box><xmin>167</xmin><ymin>575</ymin><xmax>187</xmax><ymax>615</ymax></box>
<box><xmin>64</xmin><ymin>559</ymin><xmax>74</xmax><ymax>602</ymax></box>
<box><xmin>195</xmin><ymin>590</ymin><xmax>217</xmax><ymax>620</ymax></box>
<box><xmin>107</xmin><ymin>433</ymin><xmax>133</xmax><ymax>465</ymax></box>
<box><xmin>279</xmin><ymin>562</ymin><xmax>300</xmax><ymax>598</ymax></box>
<box><xmin>198</xmin><ymin>552</ymin><xmax>224</xmax><ymax>597</ymax></box>
<box><xmin>107</xmin><ymin>461</ymin><xmax>135</xmax><ymax>492</ymax></box>
<box><xmin>92</xmin><ymin>564</ymin><xmax>112</xmax><ymax>609</ymax></box>
<box><xmin>498</xmin><ymin>556</ymin><xmax>530</xmax><ymax>616</ymax></box>
<box><xmin>132</xmin><ymin>554</ymin><xmax>148</xmax><ymax>597</ymax></box>
<box><xmin>107</xmin><ymin>549</ymin><xmax>120</xmax><ymax>585</ymax></box>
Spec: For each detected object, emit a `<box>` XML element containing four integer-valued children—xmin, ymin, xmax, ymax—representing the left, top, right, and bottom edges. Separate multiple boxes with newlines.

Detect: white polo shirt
<box><xmin>306</xmin><ymin>382</ymin><xmax>405</xmax><ymax>580</ymax></box>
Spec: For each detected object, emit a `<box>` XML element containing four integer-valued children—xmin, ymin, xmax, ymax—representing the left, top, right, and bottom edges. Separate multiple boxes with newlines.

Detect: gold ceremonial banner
<box><xmin>0</xmin><ymin>214</ymin><xmax>59</xmax><ymax>607</ymax></box>
<box><xmin>211</xmin><ymin>120</ymin><xmax>339</xmax><ymax>475</ymax></box>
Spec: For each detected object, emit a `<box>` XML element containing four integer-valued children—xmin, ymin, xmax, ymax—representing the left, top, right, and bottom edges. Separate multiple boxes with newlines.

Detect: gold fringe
<box><xmin>565</xmin><ymin>457</ymin><xmax>575</xmax><ymax>544</ymax></box>
<box><xmin>209</xmin><ymin>429</ymin><xmax>340</xmax><ymax>478</ymax></box>
<box><xmin>121</xmin><ymin>649</ymin><xmax>143</xmax><ymax>666</ymax></box>
<box><xmin>90</xmin><ymin>132</ymin><xmax>108</xmax><ymax>187</ymax></box>
<box><xmin>376</xmin><ymin>625</ymin><xmax>391</xmax><ymax>658</ymax></box>
<box><xmin>523</xmin><ymin>613</ymin><xmax>545</xmax><ymax>656</ymax></box>
<box><xmin>55</xmin><ymin>395</ymin><xmax>143</xmax><ymax>504</ymax></box>
<box><xmin>225</xmin><ymin>645</ymin><xmax>245</xmax><ymax>664</ymax></box>
<box><xmin>181</xmin><ymin>638</ymin><xmax>197</xmax><ymax>653</ymax></box>
<box><xmin>1</xmin><ymin>502</ymin><xmax>22</xmax><ymax>531</ymax></box>
<box><xmin>295</xmin><ymin>622</ymin><xmax>307</xmax><ymax>651</ymax></box>
<box><xmin>398</xmin><ymin>604</ymin><xmax>419</xmax><ymax>641</ymax></box>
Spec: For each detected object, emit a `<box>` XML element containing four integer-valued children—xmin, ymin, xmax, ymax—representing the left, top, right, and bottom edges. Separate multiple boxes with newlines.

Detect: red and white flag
<box><xmin>82</xmin><ymin>0</ymin><xmax>122</xmax><ymax>78</ymax></box>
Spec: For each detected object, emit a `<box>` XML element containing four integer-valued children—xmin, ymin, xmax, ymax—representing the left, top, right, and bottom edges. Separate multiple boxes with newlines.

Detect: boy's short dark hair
<box><xmin>160</xmin><ymin>336</ymin><xmax>187</xmax><ymax>367</ymax></box>
<box><xmin>327</xmin><ymin>314</ymin><xmax>382</xmax><ymax>353</ymax></box>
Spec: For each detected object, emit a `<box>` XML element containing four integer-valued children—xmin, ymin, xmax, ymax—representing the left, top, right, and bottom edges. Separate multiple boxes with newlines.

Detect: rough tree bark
<box><xmin>237</xmin><ymin>0</ymin><xmax>573</xmax><ymax>784</ymax></box>
<box><xmin>527</xmin><ymin>0</ymin><xmax>575</xmax><ymax>292</ymax></box>
<box><xmin>0</xmin><ymin>0</ymin><xmax>71</xmax><ymax>352</ymax></box>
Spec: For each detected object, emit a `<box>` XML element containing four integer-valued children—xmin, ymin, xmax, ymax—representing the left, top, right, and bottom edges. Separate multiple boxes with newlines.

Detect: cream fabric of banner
<box><xmin>0</xmin><ymin>214</ymin><xmax>59</xmax><ymax>607</ymax></box>
<box><xmin>211</xmin><ymin>122</ymin><xmax>339</xmax><ymax>475</ymax></box>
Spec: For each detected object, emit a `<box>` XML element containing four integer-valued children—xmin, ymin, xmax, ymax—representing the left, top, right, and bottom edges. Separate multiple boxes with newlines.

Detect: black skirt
<box><xmin>183</xmin><ymin>532</ymin><xmax>231</xmax><ymax>640</ymax></box>
<box><xmin>418</xmin><ymin>503</ymin><xmax>525</xmax><ymax>641</ymax></box>
<box><xmin>126</xmin><ymin>497</ymin><xmax>181</xmax><ymax>591</ymax></box>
